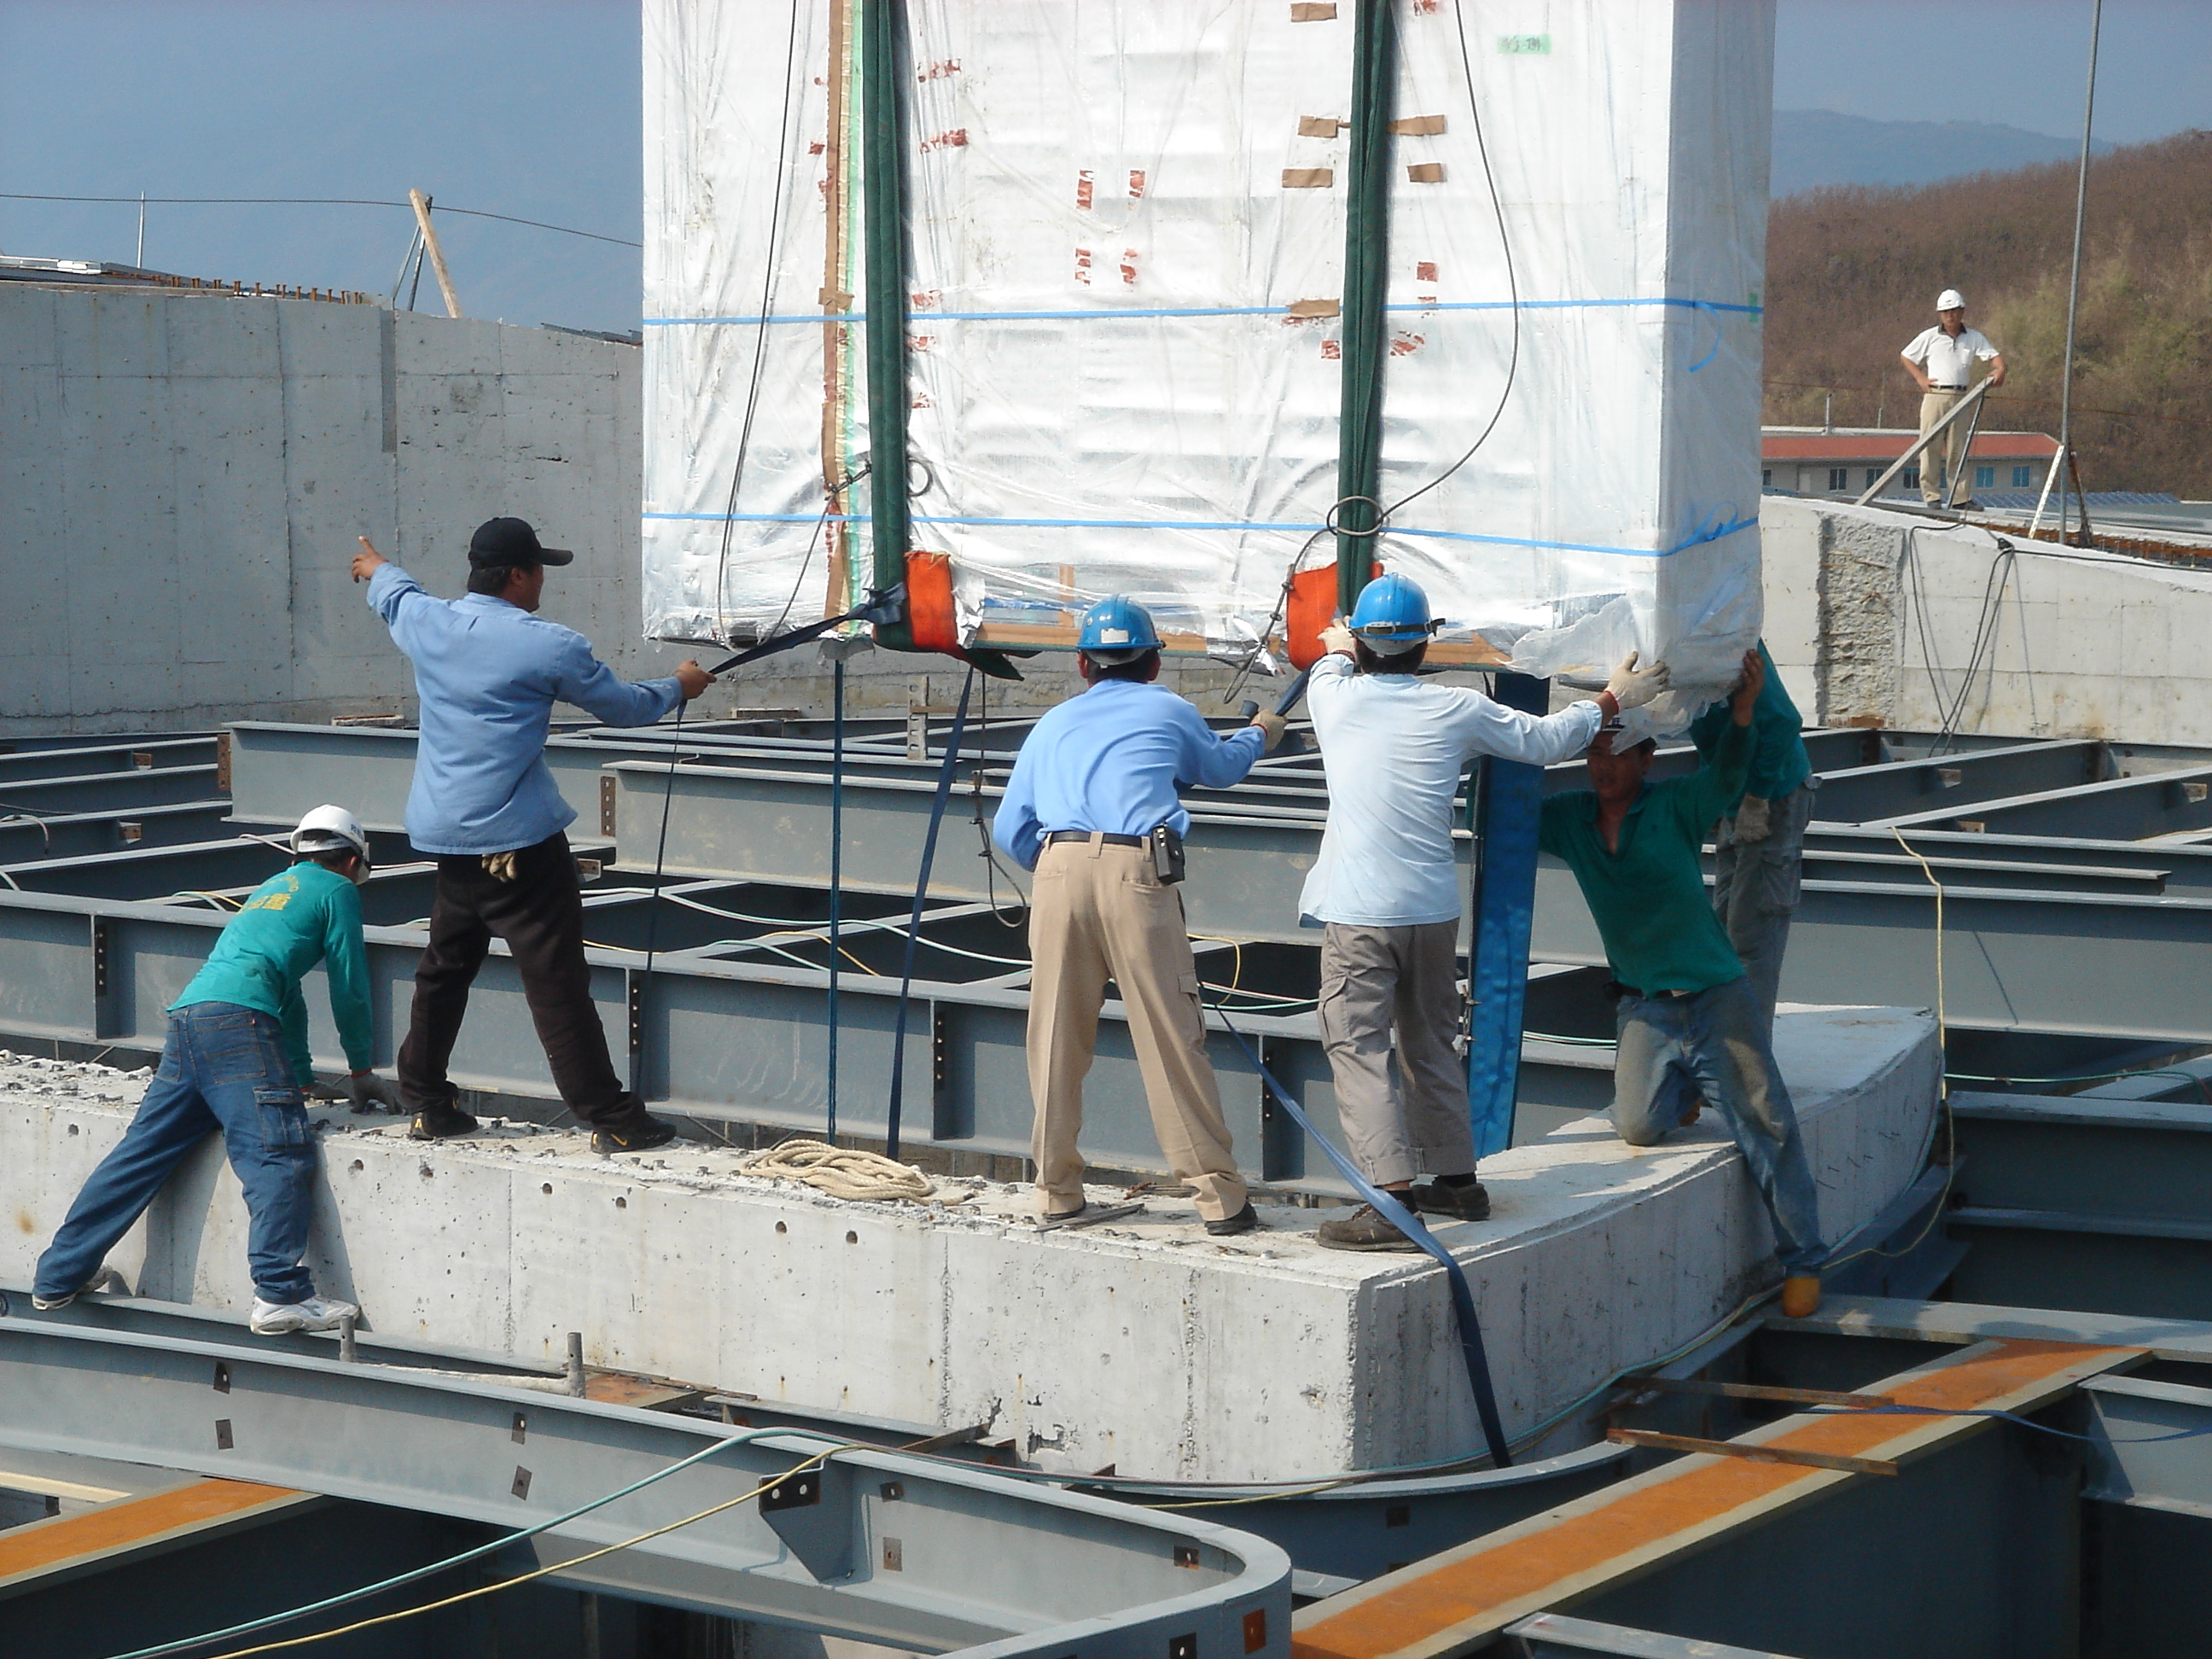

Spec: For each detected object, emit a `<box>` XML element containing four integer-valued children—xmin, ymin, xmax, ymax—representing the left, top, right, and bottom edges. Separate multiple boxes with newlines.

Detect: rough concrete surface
<box><xmin>0</xmin><ymin>1004</ymin><xmax>1935</xmax><ymax>1482</ymax></box>
<box><xmin>1762</xmin><ymin>495</ymin><xmax>2212</xmax><ymax>742</ymax></box>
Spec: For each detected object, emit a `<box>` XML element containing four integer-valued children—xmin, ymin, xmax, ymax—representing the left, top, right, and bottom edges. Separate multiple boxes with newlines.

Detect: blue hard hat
<box><xmin>1347</xmin><ymin>573</ymin><xmax>1440</xmax><ymax>654</ymax></box>
<box><xmin>1077</xmin><ymin>595</ymin><xmax>1163</xmax><ymax>661</ymax></box>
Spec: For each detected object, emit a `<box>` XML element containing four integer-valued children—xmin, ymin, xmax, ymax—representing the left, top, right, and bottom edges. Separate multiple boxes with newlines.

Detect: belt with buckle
<box><xmin>1045</xmin><ymin>830</ymin><xmax>1144</xmax><ymax>848</ymax></box>
<box><xmin>1930</xmin><ymin>384</ymin><xmax>1967</xmax><ymax>391</ymax></box>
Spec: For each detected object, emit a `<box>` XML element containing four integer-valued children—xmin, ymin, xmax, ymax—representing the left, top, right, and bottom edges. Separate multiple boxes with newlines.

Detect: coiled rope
<box><xmin>742</xmin><ymin>1138</ymin><xmax>936</xmax><ymax>1203</ymax></box>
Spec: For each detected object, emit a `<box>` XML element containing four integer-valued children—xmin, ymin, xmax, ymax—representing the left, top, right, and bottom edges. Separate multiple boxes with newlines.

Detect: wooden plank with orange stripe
<box><xmin>1292</xmin><ymin>1337</ymin><xmax>2139</xmax><ymax>1659</ymax></box>
<box><xmin>0</xmin><ymin>1478</ymin><xmax>320</xmax><ymax>1602</ymax></box>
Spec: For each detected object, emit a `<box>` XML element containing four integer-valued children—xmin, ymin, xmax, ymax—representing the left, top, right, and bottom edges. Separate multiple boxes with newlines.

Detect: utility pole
<box><xmin>2058</xmin><ymin>0</ymin><xmax>2103</xmax><ymax>541</ymax></box>
<box><xmin>407</xmin><ymin>189</ymin><xmax>464</xmax><ymax>319</ymax></box>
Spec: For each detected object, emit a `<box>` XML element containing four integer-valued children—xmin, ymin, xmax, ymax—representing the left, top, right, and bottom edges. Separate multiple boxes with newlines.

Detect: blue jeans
<box><xmin>1613</xmin><ymin>978</ymin><xmax>1826</xmax><ymax>1273</ymax></box>
<box><xmin>36</xmin><ymin>1002</ymin><xmax>320</xmax><ymax>1304</ymax></box>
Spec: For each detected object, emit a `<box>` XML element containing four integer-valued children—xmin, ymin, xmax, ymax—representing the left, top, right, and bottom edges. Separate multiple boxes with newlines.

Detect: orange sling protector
<box><xmin>1285</xmin><ymin>558</ymin><xmax>1380</xmax><ymax>669</ymax></box>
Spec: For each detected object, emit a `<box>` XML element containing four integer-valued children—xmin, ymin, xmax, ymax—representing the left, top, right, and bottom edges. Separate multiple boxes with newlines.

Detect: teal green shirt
<box><xmin>172</xmin><ymin>862</ymin><xmax>375</xmax><ymax>1085</ymax></box>
<box><xmin>1687</xmin><ymin>643</ymin><xmax>1809</xmax><ymax>807</ymax></box>
<box><xmin>1538</xmin><ymin>720</ymin><xmax>1753</xmax><ymax>995</ymax></box>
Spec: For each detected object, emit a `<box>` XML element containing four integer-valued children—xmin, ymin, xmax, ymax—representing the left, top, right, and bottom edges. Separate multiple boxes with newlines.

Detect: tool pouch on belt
<box><xmin>481</xmin><ymin>851</ymin><xmax>522</xmax><ymax>882</ymax></box>
<box><xmin>1149</xmin><ymin>824</ymin><xmax>1186</xmax><ymax>885</ymax></box>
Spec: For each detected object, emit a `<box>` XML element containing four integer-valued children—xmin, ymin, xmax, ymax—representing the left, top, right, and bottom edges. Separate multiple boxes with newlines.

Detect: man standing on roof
<box><xmin>1688</xmin><ymin>641</ymin><xmax>1813</xmax><ymax>1032</ymax></box>
<box><xmin>993</xmin><ymin>597</ymin><xmax>1286</xmax><ymax>1235</ymax></box>
<box><xmin>33</xmin><ymin>806</ymin><xmax>387</xmax><ymax>1334</ymax></box>
<box><xmin>1301</xmin><ymin>575</ymin><xmax>1669</xmax><ymax>1251</ymax></box>
<box><xmin>1540</xmin><ymin>650</ymin><xmax>1826</xmax><ymax>1318</ymax></box>
<box><xmin>352</xmin><ymin>520</ymin><xmax>714</xmax><ymax>1154</ymax></box>
<box><xmin>1901</xmin><ymin>288</ymin><xmax>2006</xmax><ymax>509</ymax></box>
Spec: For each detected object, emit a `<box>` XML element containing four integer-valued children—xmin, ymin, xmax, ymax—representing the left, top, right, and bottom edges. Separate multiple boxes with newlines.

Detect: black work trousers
<box><xmin>396</xmin><ymin>831</ymin><xmax>641</xmax><ymax>1131</ymax></box>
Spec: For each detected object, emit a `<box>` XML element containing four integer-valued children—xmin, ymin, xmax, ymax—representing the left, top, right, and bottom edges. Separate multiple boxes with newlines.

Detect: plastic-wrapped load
<box><xmin>643</xmin><ymin>0</ymin><xmax>1773</xmax><ymax>712</ymax></box>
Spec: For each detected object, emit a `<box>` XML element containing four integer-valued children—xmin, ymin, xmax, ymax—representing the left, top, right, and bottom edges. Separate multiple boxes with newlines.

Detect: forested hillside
<box><xmin>1763</xmin><ymin>130</ymin><xmax>2212</xmax><ymax>498</ymax></box>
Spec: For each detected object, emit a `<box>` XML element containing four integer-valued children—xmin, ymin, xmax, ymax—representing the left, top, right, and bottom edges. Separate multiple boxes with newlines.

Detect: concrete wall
<box><xmin>0</xmin><ymin>283</ymin><xmax>674</xmax><ymax>736</ymax></box>
<box><xmin>1761</xmin><ymin>495</ymin><xmax>2212</xmax><ymax>745</ymax></box>
<box><xmin>0</xmin><ymin>1005</ymin><xmax>1935</xmax><ymax>1484</ymax></box>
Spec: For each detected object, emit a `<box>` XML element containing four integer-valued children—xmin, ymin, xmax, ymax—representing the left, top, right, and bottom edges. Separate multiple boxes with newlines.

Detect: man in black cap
<box><xmin>352</xmin><ymin>520</ymin><xmax>713</xmax><ymax>1151</ymax></box>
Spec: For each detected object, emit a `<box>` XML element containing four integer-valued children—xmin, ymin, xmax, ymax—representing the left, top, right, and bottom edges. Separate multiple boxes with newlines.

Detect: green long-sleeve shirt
<box><xmin>172</xmin><ymin>861</ymin><xmax>375</xmax><ymax>1085</ymax></box>
<box><xmin>1538</xmin><ymin>719</ymin><xmax>1753</xmax><ymax>996</ymax></box>
<box><xmin>1687</xmin><ymin>643</ymin><xmax>1810</xmax><ymax>807</ymax></box>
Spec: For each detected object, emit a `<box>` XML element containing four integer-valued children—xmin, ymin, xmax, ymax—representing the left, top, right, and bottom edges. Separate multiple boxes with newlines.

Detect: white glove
<box><xmin>346</xmin><ymin>1072</ymin><xmax>401</xmax><ymax>1113</ymax></box>
<box><xmin>1318</xmin><ymin>623</ymin><xmax>1356</xmax><ymax>659</ymax></box>
<box><xmin>1605</xmin><ymin>651</ymin><xmax>1670</xmax><ymax>712</ymax></box>
<box><xmin>1249</xmin><ymin>711</ymin><xmax>1289</xmax><ymax>754</ymax></box>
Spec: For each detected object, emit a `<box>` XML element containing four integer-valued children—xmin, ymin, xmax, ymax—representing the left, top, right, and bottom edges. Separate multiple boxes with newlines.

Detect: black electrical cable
<box><xmin>0</xmin><ymin>191</ymin><xmax>639</xmax><ymax>247</ymax></box>
<box><xmin>709</xmin><ymin>0</ymin><xmax>809</xmax><ymax>645</ymax></box>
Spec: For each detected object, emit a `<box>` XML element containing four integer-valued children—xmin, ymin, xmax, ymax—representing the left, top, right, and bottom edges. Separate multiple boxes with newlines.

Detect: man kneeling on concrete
<box><xmin>1303</xmin><ymin>575</ymin><xmax>1668</xmax><ymax>1250</ymax></box>
<box><xmin>993</xmin><ymin>597</ymin><xmax>1284</xmax><ymax>1235</ymax></box>
<box><xmin>1538</xmin><ymin>650</ymin><xmax>1828</xmax><ymax>1317</ymax></box>
<box><xmin>33</xmin><ymin>807</ymin><xmax>387</xmax><ymax>1334</ymax></box>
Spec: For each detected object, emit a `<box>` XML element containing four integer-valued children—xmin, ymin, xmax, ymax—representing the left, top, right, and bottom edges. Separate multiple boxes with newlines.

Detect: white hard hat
<box><xmin>1936</xmin><ymin>288</ymin><xmax>1966</xmax><ymax>311</ymax></box>
<box><xmin>292</xmin><ymin>804</ymin><xmax>371</xmax><ymax>884</ymax></box>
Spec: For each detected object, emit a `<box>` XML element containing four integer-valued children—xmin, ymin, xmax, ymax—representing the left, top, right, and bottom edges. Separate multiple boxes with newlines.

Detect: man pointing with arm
<box><xmin>352</xmin><ymin>518</ymin><xmax>713</xmax><ymax>1153</ymax></box>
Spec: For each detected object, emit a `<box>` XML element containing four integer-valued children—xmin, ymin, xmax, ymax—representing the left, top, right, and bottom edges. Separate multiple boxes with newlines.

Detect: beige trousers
<box><xmin>1918</xmin><ymin>388</ymin><xmax>1970</xmax><ymax>503</ymax></box>
<box><xmin>1026</xmin><ymin>835</ymin><xmax>1247</xmax><ymax>1220</ymax></box>
<box><xmin>1316</xmin><ymin>921</ymin><xmax>1473</xmax><ymax>1186</ymax></box>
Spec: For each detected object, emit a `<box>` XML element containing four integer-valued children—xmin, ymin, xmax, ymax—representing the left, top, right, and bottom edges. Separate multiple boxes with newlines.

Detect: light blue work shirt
<box><xmin>992</xmin><ymin>678</ymin><xmax>1265</xmax><ymax>871</ymax></box>
<box><xmin>368</xmin><ymin>563</ymin><xmax>681</xmax><ymax>855</ymax></box>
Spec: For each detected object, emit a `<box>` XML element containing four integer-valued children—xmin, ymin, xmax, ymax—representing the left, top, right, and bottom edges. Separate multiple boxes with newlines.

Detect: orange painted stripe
<box><xmin>1295</xmin><ymin>1340</ymin><xmax>2131</xmax><ymax>1659</ymax></box>
<box><xmin>0</xmin><ymin>1478</ymin><xmax>301</xmax><ymax>1580</ymax></box>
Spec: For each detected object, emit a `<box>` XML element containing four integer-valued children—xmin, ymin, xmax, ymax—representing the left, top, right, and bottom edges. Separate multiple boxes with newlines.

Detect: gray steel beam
<box><xmin>0</xmin><ymin>800</ymin><xmax>234</xmax><ymax>864</ymax></box>
<box><xmin>1807</xmin><ymin>738</ymin><xmax>2106</xmax><ymax>824</ymax></box>
<box><xmin>1802</xmin><ymin>824</ymin><xmax>2212</xmax><ymax>897</ymax></box>
<box><xmin>0</xmin><ymin>1313</ymin><xmax>1292</xmax><ymax>1655</ymax></box>
<box><xmin>1507</xmin><ymin>1613</ymin><xmax>1812</xmax><ymax>1659</ymax></box>
<box><xmin>0</xmin><ymin>736</ymin><xmax>217</xmax><ymax>784</ymax></box>
<box><xmin>0</xmin><ymin>765</ymin><xmax>222</xmax><ymax>815</ymax></box>
<box><xmin>1875</xmin><ymin>764</ymin><xmax>2212</xmax><ymax>839</ymax></box>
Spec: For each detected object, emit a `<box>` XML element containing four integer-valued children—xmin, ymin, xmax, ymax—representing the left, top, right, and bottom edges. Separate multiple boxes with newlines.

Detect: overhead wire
<box><xmin>0</xmin><ymin>192</ymin><xmax>639</xmax><ymax>247</ymax></box>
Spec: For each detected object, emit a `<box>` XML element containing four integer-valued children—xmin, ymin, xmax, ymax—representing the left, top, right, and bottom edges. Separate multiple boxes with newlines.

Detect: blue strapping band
<box><xmin>643</xmin><ymin>511</ymin><xmax>1757</xmax><ymax>562</ymax></box>
<box><xmin>1685</xmin><ymin>300</ymin><xmax>1723</xmax><ymax>373</ymax></box>
<box><xmin>642</xmin><ymin>296</ymin><xmax>1762</xmax><ymax>326</ymax></box>
<box><xmin>884</xmin><ymin>667</ymin><xmax>975</xmax><ymax>1160</ymax></box>
<box><xmin>1212</xmin><ymin>1017</ymin><xmax>1514</xmax><ymax>1468</ymax></box>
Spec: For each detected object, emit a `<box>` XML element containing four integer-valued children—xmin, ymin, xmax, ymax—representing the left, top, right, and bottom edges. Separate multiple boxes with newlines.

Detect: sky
<box><xmin>2</xmin><ymin>1</ymin><xmax>2208</xmax><ymax>334</ymax></box>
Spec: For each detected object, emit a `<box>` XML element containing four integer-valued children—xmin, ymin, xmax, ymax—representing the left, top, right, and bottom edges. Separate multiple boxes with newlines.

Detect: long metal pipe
<box><xmin>2056</xmin><ymin>0</ymin><xmax>2104</xmax><ymax>540</ymax></box>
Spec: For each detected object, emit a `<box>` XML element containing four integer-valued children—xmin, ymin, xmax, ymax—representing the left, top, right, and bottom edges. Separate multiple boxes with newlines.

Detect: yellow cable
<box><xmin>196</xmin><ymin>1443</ymin><xmax>855</xmax><ymax>1659</ymax></box>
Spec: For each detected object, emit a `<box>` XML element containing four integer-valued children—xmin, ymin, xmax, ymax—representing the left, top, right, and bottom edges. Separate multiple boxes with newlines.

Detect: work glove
<box><xmin>1605</xmin><ymin>651</ymin><xmax>1670</xmax><ymax>712</ymax></box>
<box><xmin>1249</xmin><ymin>711</ymin><xmax>1289</xmax><ymax>754</ymax></box>
<box><xmin>481</xmin><ymin>851</ymin><xmax>521</xmax><ymax>882</ymax></box>
<box><xmin>346</xmin><ymin>1072</ymin><xmax>401</xmax><ymax>1114</ymax></box>
<box><xmin>1318</xmin><ymin>623</ymin><xmax>1356</xmax><ymax>659</ymax></box>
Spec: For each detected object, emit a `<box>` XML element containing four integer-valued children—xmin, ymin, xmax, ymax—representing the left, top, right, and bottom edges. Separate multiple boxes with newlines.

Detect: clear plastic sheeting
<box><xmin>643</xmin><ymin>0</ymin><xmax>1774</xmax><ymax>713</ymax></box>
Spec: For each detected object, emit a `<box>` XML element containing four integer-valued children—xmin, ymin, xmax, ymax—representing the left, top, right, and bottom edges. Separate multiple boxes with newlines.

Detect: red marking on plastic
<box><xmin>1320</xmin><ymin>339</ymin><xmax>1342</xmax><ymax>359</ymax></box>
<box><xmin>1417</xmin><ymin>260</ymin><xmax>1439</xmax><ymax>282</ymax></box>
<box><xmin>1074</xmin><ymin>247</ymin><xmax>1092</xmax><ymax>285</ymax></box>
<box><xmin>1388</xmin><ymin>332</ymin><xmax>1424</xmax><ymax>356</ymax></box>
<box><xmin>917</xmin><ymin>58</ymin><xmax>962</xmax><ymax>81</ymax></box>
<box><xmin>920</xmin><ymin>128</ymin><xmax>969</xmax><ymax>152</ymax></box>
<box><xmin>1076</xmin><ymin>171</ymin><xmax>1095</xmax><ymax>210</ymax></box>
<box><xmin>1121</xmin><ymin>249</ymin><xmax>1139</xmax><ymax>285</ymax></box>
<box><xmin>808</xmin><ymin>141</ymin><xmax>825</xmax><ymax>156</ymax></box>
<box><xmin>907</xmin><ymin>335</ymin><xmax>934</xmax><ymax>352</ymax></box>
<box><xmin>910</xmin><ymin>289</ymin><xmax>942</xmax><ymax>310</ymax></box>
<box><xmin>1127</xmin><ymin>169</ymin><xmax>1147</xmax><ymax>199</ymax></box>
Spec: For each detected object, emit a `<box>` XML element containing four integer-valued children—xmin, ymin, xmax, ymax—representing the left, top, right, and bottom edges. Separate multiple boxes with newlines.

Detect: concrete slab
<box><xmin>0</xmin><ymin>1004</ymin><xmax>1936</xmax><ymax>1483</ymax></box>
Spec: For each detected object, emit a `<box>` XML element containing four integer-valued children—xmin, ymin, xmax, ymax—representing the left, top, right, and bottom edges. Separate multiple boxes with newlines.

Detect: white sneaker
<box><xmin>250</xmin><ymin>1295</ymin><xmax>360</xmax><ymax>1335</ymax></box>
<box><xmin>30</xmin><ymin>1289</ymin><xmax>76</xmax><ymax>1311</ymax></box>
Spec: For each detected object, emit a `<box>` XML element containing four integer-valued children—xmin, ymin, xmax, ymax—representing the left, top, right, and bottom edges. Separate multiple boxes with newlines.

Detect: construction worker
<box><xmin>1540</xmin><ymin>650</ymin><xmax>1827</xmax><ymax>1318</ymax></box>
<box><xmin>32</xmin><ymin>807</ymin><xmax>386</xmax><ymax>1333</ymax></box>
<box><xmin>1689</xmin><ymin>641</ymin><xmax>1813</xmax><ymax>1031</ymax></box>
<box><xmin>352</xmin><ymin>520</ymin><xmax>714</xmax><ymax>1152</ymax></box>
<box><xmin>1901</xmin><ymin>288</ymin><xmax>2006</xmax><ymax>509</ymax></box>
<box><xmin>993</xmin><ymin>597</ymin><xmax>1285</xmax><ymax>1235</ymax></box>
<box><xmin>1302</xmin><ymin>575</ymin><xmax>1670</xmax><ymax>1251</ymax></box>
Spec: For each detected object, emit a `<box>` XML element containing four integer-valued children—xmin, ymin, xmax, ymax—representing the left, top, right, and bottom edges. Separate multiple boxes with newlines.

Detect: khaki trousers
<box><xmin>1918</xmin><ymin>388</ymin><xmax>1970</xmax><ymax>503</ymax></box>
<box><xmin>1316</xmin><ymin>921</ymin><xmax>1473</xmax><ymax>1185</ymax></box>
<box><xmin>1026</xmin><ymin>836</ymin><xmax>1247</xmax><ymax>1220</ymax></box>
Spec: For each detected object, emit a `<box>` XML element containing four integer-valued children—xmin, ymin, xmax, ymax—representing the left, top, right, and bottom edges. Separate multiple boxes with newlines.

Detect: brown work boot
<box><xmin>1779</xmin><ymin>1275</ymin><xmax>1822</xmax><ymax>1318</ymax></box>
<box><xmin>1316</xmin><ymin>1202</ymin><xmax>1422</xmax><ymax>1253</ymax></box>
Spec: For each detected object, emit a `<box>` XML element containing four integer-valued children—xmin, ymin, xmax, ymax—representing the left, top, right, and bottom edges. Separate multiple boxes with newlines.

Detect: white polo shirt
<box><xmin>1299</xmin><ymin>655</ymin><xmax>1602</xmax><ymax>927</ymax></box>
<box><xmin>1902</xmin><ymin>325</ymin><xmax>2000</xmax><ymax>389</ymax></box>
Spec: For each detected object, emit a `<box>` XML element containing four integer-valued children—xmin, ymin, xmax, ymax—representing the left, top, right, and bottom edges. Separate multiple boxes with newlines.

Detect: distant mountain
<box><xmin>1764</xmin><ymin>131</ymin><xmax>2212</xmax><ymax>498</ymax></box>
<box><xmin>1772</xmin><ymin>109</ymin><xmax>2110</xmax><ymax>197</ymax></box>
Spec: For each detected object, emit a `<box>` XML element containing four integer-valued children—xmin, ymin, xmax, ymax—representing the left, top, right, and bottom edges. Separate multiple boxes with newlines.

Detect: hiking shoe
<box><xmin>407</xmin><ymin>1101</ymin><xmax>479</xmax><ymax>1140</ymax></box>
<box><xmin>1316</xmin><ymin>1202</ymin><xmax>1421</xmax><ymax>1252</ymax></box>
<box><xmin>591</xmin><ymin>1115</ymin><xmax>679</xmax><ymax>1155</ymax></box>
<box><xmin>1203</xmin><ymin>1202</ymin><xmax>1260</xmax><ymax>1237</ymax></box>
<box><xmin>251</xmin><ymin>1294</ymin><xmax>360</xmax><ymax>1336</ymax></box>
<box><xmin>1412</xmin><ymin>1175</ymin><xmax>1492</xmax><ymax>1222</ymax></box>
